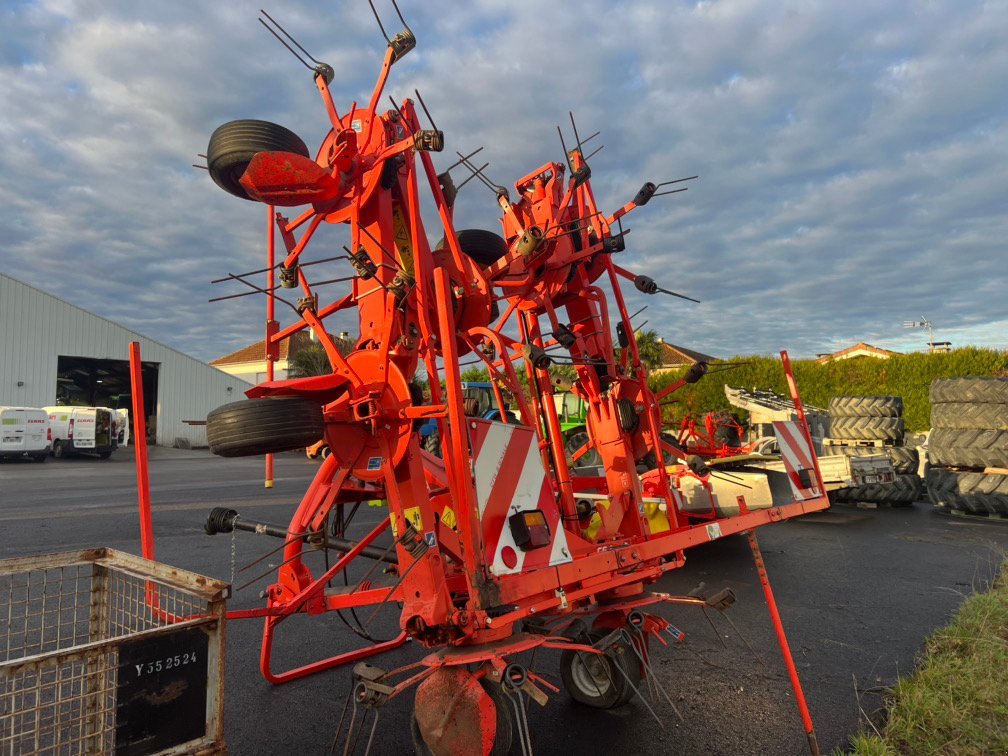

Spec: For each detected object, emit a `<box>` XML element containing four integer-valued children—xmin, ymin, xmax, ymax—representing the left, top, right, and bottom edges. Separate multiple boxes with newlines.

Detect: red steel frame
<box><xmin>192</xmin><ymin>14</ymin><xmax>829</xmax><ymax>752</ymax></box>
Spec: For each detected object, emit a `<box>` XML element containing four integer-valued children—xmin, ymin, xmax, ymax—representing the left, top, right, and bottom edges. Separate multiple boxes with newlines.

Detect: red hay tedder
<box><xmin>193</xmin><ymin>4</ymin><xmax>829</xmax><ymax>753</ymax></box>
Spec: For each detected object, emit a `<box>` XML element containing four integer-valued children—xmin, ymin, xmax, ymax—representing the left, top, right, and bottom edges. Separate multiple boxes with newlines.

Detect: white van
<box><xmin>115</xmin><ymin>408</ymin><xmax>130</xmax><ymax>446</ymax></box>
<box><xmin>44</xmin><ymin>406</ymin><xmax>118</xmax><ymax>459</ymax></box>
<box><xmin>0</xmin><ymin>406</ymin><xmax>51</xmax><ymax>462</ymax></box>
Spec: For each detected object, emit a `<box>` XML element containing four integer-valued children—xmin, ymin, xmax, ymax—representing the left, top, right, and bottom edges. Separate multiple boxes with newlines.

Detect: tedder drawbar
<box><xmin>194</xmin><ymin>4</ymin><xmax>829</xmax><ymax>753</ymax></box>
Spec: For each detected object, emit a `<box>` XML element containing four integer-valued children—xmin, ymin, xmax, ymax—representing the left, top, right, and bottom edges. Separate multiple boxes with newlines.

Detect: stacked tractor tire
<box><xmin>926</xmin><ymin>378</ymin><xmax>1008</xmax><ymax>517</ymax></box>
<box><xmin>827</xmin><ymin>395</ymin><xmax>923</xmax><ymax>506</ymax></box>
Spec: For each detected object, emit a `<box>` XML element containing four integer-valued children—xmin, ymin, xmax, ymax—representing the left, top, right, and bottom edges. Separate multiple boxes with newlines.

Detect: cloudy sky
<box><xmin>1</xmin><ymin>0</ymin><xmax>1005</xmax><ymax>363</ymax></box>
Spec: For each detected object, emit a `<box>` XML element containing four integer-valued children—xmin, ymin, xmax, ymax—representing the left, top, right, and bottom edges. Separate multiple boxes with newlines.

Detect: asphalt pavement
<box><xmin>2</xmin><ymin>448</ymin><xmax>1006</xmax><ymax>755</ymax></box>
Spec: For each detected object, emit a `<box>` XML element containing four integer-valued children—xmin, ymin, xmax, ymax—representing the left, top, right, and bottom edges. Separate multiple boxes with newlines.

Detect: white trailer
<box><xmin>0</xmin><ymin>406</ymin><xmax>50</xmax><ymax>462</ymax></box>
<box><xmin>723</xmin><ymin>385</ymin><xmax>894</xmax><ymax>491</ymax></box>
<box><xmin>43</xmin><ymin>406</ymin><xmax>118</xmax><ymax>459</ymax></box>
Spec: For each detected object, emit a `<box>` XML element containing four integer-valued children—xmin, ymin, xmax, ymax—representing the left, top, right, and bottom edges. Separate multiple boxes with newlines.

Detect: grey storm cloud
<box><xmin>0</xmin><ymin>0</ymin><xmax>1005</xmax><ymax>363</ymax></box>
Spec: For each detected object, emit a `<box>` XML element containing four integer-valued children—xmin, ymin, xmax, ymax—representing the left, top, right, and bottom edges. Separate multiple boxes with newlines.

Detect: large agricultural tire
<box><xmin>930</xmin><ymin>402</ymin><xmax>1008</xmax><ymax>431</ymax></box>
<box><xmin>926</xmin><ymin>468</ymin><xmax>1008</xmax><ymax>516</ymax></box>
<box><xmin>422</xmin><ymin>429</ymin><xmax>443</xmax><ymax>458</ymax></box>
<box><xmin>930</xmin><ymin>377</ymin><xmax>1008</xmax><ymax>405</ymax></box>
<box><xmin>207</xmin><ymin>119</ymin><xmax>310</xmax><ymax>200</ymax></box>
<box><xmin>710</xmin><ymin>411</ymin><xmax>742</xmax><ymax>448</ymax></box>
<box><xmin>829</xmin><ymin>416</ymin><xmax>904</xmax><ymax>442</ymax></box>
<box><xmin>842</xmin><ymin>445</ymin><xmax>919</xmax><ymax>475</ymax></box>
<box><xmin>207</xmin><ymin>397</ymin><xmax>324</xmax><ymax>458</ymax></box>
<box><xmin>927</xmin><ymin>428</ymin><xmax>1008</xmax><ymax>469</ymax></box>
<box><xmin>560</xmin><ymin>630</ymin><xmax>642</xmax><ymax>709</ymax></box>
<box><xmin>833</xmin><ymin>474</ymin><xmax>922</xmax><ymax>506</ymax></box>
<box><xmin>828</xmin><ymin>395</ymin><xmax>903</xmax><ymax>418</ymax></box>
<box><xmin>435</xmin><ymin>229</ymin><xmax>509</xmax><ymax>267</ymax></box>
<box><xmin>565</xmin><ymin>427</ymin><xmax>601</xmax><ymax>469</ymax></box>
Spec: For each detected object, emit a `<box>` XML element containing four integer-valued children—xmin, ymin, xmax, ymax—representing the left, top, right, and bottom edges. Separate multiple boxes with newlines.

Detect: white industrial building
<box><xmin>0</xmin><ymin>272</ymin><xmax>251</xmax><ymax>447</ymax></box>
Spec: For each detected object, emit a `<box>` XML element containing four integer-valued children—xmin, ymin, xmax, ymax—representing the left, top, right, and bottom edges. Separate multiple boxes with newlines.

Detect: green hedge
<box><xmin>649</xmin><ymin>348</ymin><xmax>1008</xmax><ymax>432</ymax></box>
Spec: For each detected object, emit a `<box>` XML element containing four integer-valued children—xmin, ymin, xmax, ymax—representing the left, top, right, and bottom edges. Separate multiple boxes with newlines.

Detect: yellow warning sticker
<box><xmin>392</xmin><ymin>206</ymin><xmax>415</xmax><ymax>276</ymax></box>
<box><xmin>440</xmin><ymin>506</ymin><xmax>457</xmax><ymax>530</ymax></box>
<box><xmin>403</xmin><ymin>505</ymin><xmax>424</xmax><ymax>533</ymax></box>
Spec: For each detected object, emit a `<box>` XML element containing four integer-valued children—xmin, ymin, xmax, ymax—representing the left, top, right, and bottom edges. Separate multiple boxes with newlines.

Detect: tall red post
<box><xmin>129</xmin><ymin>341</ymin><xmax>155</xmax><ymax>560</ymax></box>
<box><xmin>265</xmin><ymin>204</ymin><xmax>276</xmax><ymax>488</ymax></box>
<box><xmin>747</xmin><ymin>530</ymin><xmax>820</xmax><ymax>755</ymax></box>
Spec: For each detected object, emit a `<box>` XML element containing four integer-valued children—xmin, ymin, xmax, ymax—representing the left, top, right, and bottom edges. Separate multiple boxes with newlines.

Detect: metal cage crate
<box><xmin>1</xmin><ymin>548</ymin><xmax>228</xmax><ymax>755</ymax></box>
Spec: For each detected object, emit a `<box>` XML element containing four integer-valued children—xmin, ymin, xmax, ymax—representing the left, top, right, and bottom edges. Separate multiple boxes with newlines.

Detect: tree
<box><xmin>286</xmin><ymin>342</ymin><xmax>331</xmax><ymax>378</ymax></box>
<box><xmin>631</xmin><ymin>328</ymin><xmax>664</xmax><ymax>370</ymax></box>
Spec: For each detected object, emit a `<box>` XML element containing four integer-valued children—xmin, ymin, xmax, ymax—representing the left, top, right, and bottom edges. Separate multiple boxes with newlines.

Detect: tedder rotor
<box><xmin>198</xmin><ymin>4</ymin><xmax>829</xmax><ymax>753</ymax></box>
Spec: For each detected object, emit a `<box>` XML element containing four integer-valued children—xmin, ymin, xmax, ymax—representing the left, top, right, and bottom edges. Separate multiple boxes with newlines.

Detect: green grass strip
<box><xmin>851</xmin><ymin>558</ymin><xmax>1008</xmax><ymax>755</ymax></box>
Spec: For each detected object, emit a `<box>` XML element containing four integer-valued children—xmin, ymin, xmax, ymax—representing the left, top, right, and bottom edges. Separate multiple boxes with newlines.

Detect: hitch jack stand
<box><xmin>747</xmin><ymin>527</ymin><xmax>820</xmax><ymax>756</ymax></box>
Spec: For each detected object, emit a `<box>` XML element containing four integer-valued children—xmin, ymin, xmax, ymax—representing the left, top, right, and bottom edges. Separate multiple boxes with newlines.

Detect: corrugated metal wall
<box><xmin>0</xmin><ymin>273</ymin><xmax>252</xmax><ymax>446</ymax></box>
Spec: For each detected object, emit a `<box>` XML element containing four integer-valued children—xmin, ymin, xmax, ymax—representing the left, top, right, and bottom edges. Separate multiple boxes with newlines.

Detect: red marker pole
<box><xmin>129</xmin><ymin>341</ymin><xmax>155</xmax><ymax>560</ymax></box>
<box><xmin>265</xmin><ymin>204</ymin><xmax>276</xmax><ymax>488</ymax></box>
<box><xmin>748</xmin><ymin>530</ymin><xmax>820</xmax><ymax>755</ymax></box>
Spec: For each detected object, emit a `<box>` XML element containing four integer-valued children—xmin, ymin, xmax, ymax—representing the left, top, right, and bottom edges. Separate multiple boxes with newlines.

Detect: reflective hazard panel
<box><xmin>772</xmin><ymin>421</ymin><xmax>823</xmax><ymax>500</ymax></box>
<box><xmin>468</xmin><ymin>419</ymin><xmax>572</xmax><ymax>576</ymax></box>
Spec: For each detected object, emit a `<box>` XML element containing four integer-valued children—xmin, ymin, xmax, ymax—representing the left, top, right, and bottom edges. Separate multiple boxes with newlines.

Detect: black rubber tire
<box><xmin>931</xmin><ymin>402</ymin><xmax>1008</xmax><ymax>430</ymax></box>
<box><xmin>97</xmin><ymin>450</ymin><xmax>112</xmax><ymax>460</ymax></box>
<box><xmin>710</xmin><ymin>411</ymin><xmax>742</xmax><ymax>448</ymax></box>
<box><xmin>930</xmin><ymin>377</ymin><xmax>1008</xmax><ymax>405</ymax></box>
<box><xmin>827</xmin><ymin>395</ymin><xmax>903</xmax><ymax>418</ymax></box>
<box><xmin>560</xmin><ymin>629</ymin><xmax>642</xmax><ymax>709</ymax></box>
<box><xmin>410</xmin><ymin>715</ymin><xmax>433</xmax><ymax>756</ymax></box>
<box><xmin>410</xmin><ymin>679</ymin><xmax>512</xmax><ymax>756</ymax></box>
<box><xmin>829</xmin><ymin>416</ymin><xmax>904</xmax><ymax>442</ymax></box>
<box><xmin>207</xmin><ymin>119</ymin><xmax>310</xmax><ymax>200</ymax></box>
<box><xmin>928</xmin><ymin>428</ymin><xmax>1008</xmax><ymax>469</ymax></box>
<box><xmin>926</xmin><ymin>468</ymin><xmax>1008</xmax><ymax>515</ymax></box>
<box><xmin>833</xmin><ymin>473</ymin><xmax>922</xmax><ymax>505</ymax></box>
<box><xmin>421</xmin><ymin>429</ymin><xmax>443</xmax><ymax>458</ymax></box>
<box><xmin>33</xmin><ymin>454</ymin><xmax>47</xmax><ymax>463</ymax></box>
<box><xmin>207</xmin><ymin>398</ymin><xmax>324</xmax><ymax>457</ymax></box>
<box><xmin>565</xmin><ymin>427</ymin><xmax>601</xmax><ymax>468</ymax></box>
<box><xmin>52</xmin><ymin>440</ymin><xmax>65</xmax><ymax>459</ymax></box>
<box><xmin>640</xmin><ymin>432</ymin><xmax>685</xmax><ymax>470</ymax></box>
<box><xmin>842</xmin><ymin>445</ymin><xmax>919</xmax><ymax>475</ymax></box>
<box><xmin>435</xmin><ymin>229</ymin><xmax>509</xmax><ymax>267</ymax></box>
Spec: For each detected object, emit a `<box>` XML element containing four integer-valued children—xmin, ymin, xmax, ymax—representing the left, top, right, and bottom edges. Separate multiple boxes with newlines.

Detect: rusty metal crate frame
<box><xmin>0</xmin><ymin>547</ymin><xmax>228</xmax><ymax>755</ymax></box>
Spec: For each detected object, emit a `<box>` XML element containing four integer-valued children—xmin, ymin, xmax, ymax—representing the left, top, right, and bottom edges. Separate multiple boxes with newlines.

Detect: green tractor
<box><xmin>419</xmin><ymin>384</ymin><xmax>598</xmax><ymax>468</ymax></box>
<box><xmin>554</xmin><ymin>393</ymin><xmax>599</xmax><ymax>468</ymax></box>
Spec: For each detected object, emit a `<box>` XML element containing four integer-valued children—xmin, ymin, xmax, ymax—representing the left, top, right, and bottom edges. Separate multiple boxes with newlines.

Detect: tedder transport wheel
<box><xmin>412</xmin><ymin>670</ymin><xmax>512</xmax><ymax>756</ymax></box>
<box><xmin>560</xmin><ymin>629</ymin><xmax>642</xmax><ymax>709</ymax></box>
<box><xmin>206</xmin><ymin>119</ymin><xmax>310</xmax><ymax>200</ymax></box>
<box><xmin>565</xmin><ymin>427</ymin><xmax>601</xmax><ymax>468</ymax></box>
<box><xmin>207</xmin><ymin>397</ymin><xmax>324</xmax><ymax>457</ymax></box>
<box><xmin>436</xmin><ymin>229</ymin><xmax>509</xmax><ymax>267</ymax></box>
<box><xmin>710</xmin><ymin>410</ymin><xmax>742</xmax><ymax>448</ymax></box>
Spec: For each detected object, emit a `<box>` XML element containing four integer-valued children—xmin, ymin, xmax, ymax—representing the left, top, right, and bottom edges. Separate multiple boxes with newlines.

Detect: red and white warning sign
<box><xmin>772</xmin><ymin>421</ymin><xmax>823</xmax><ymax>501</ymax></box>
<box><xmin>469</xmin><ymin>419</ymin><xmax>572</xmax><ymax>576</ymax></box>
